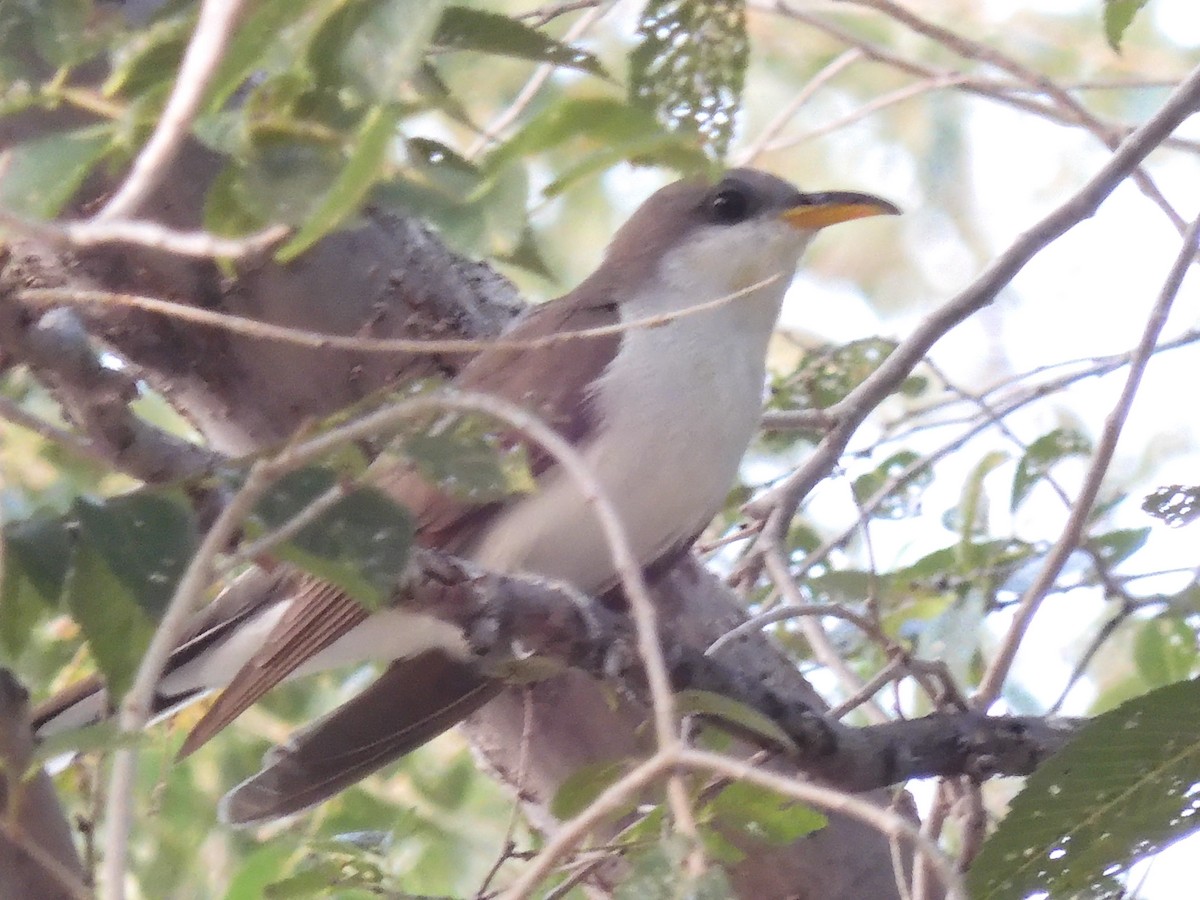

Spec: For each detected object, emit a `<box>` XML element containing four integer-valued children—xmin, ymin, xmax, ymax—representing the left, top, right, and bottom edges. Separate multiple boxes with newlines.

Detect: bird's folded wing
<box><xmin>218</xmin><ymin>652</ymin><xmax>500</xmax><ymax>826</ymax></box>
<box><xmin>177</xmin><ymin>577</ymin><xmax>369</xmax><ymax>758</ymax></box>
<box><xmin>179</xmin><ymin>291</ymin><xmax>622</xmax><ymax>754</ymax></box>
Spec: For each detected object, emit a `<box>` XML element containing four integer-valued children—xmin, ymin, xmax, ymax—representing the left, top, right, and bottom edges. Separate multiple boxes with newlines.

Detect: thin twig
<box><xmin>841</xmin><ymin>0</ymin><xmax>1186</xmax><ymax>230</ymax></box>
<box><xmin>499</xmin><ymin>753</ymin><xmax>670</xmax><ymax>900</ymax></box>
<box><xmin>678</xmin><ymin>750</ymin><xmax>966</xmax><ymax>900</ymax></box>
<box><xmin>743</xmin><ymin>61</ymin><xmax>1200</xmax><ymax>585</ymax></box>
<box><xmin>0</xmin><ymin>206</ymin><xmax>288</xmax><ymax>260</ymax></box>
<box><xmin>975</xmin><ymin>212</ymin><xmax>1200</xmax><ymax>706</ymax></box>
<box><xmin>706</xmin><ymin>600</ymin><xmax>894</xmax><ymax>657</ymax></box>
<box><xmin>96</xmin><ymin>0</ymin><xmax>248</xmax><ymax>221</ymax></box>
<box><xmin>518</xmin><ymin>0</ymin><xmax>602</xmax><ymax>27</ymax></box>
<box><xmin>102</xmin><ymin>386</ymin><xmax>695</xmax><ymax>898</ymax></box>
<box><xmin>467</xmin><ymin>4</ymin><xmax>608</xmax><ymax>159</ymax></box>
<box><xmin>735</xmin><ymin>48</ymin><xmax>864</xmax><ymax>165</ymax></box>
<box><xmin>1046</xmin><ymin>599</ymin><xmax>1166</xmax><ymax>715</ymax></box>
<box><xmin>0</xmin><ymin>394</ymin><xmax>112</xmax><ymax>468</ymax></box>
<box><xmin>476</xmin><ymin>689</ymin><xmax>534</xmax><ymax>896</ymax></box>
<box><xmin>0</xmin><ymin>822</ymin><xmax>93</xmax><ymax>900</ymax></box>
<box><xmin>19</xmin><ymin>275</ymin><xmax>781</xmax><ymax>357</ymax></box>
<box><xmin>102</xmin><ymin>453</ymin><xmax>282</xmax><ymax>900</ymax></box>
<box><xmin>752</xmin><ymin>2</ymin><xmax>1200</xmax><ymax>156</ymax></box>
<box><xmin>762</xmin><ymin>548</ymin><xmax>890</xmax><ymax>723</ymax></box>
<box><xmin>761</xmin><ymin>73</ymin><xmax>969</xmax><ymax>155</ymax></box>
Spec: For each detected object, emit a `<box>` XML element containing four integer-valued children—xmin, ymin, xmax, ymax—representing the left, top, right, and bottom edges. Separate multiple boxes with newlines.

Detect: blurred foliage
<box><xmin>1104</xmin><ymin>0</ymin><xmax>1152</xmax><ymax>51</ymax></box>
<box><xmin>0</xmin><ymin>0</ymin><xmax>1199</xmax><ymax>897</ymax></box>
<box><xmin>969</xmin><ymin>678</ymin><xmax>1200</xmax><ymax>900</ymax></box>
<box><xmin>1142</xmin><ymin>483</ymin><xmax>1200</xmax><ymax>527</ymax></box>
<box><xmin>630</xmin><ymin>0</ymin><xmax>748</xmax><ymax>160</ymax></box>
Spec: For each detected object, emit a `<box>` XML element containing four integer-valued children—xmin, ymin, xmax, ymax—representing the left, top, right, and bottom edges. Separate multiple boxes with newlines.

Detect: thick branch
<box><xmin>404</xmin><ymin>550</ymin><xmax>1078</xmax><ymax>791</ymax></box>
<box><xmin>0</xmin><ymin>254</ymin><xmax>222</xmax><ymax>483</ymax></box>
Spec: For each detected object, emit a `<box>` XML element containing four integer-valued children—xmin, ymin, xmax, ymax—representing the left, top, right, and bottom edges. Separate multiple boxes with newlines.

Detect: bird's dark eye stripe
<box><xmin>707</xmin><ymin>186</ymin><xmax>751</xmax><ymax>224</ymax></box>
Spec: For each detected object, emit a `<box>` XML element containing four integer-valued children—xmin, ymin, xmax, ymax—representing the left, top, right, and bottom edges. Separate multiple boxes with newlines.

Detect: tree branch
<box><xmin>975</xmin><ymin>211</ymin><xmax>1200</xmax><ymax>706</ymax></box>
<box><xmin>743</xmin><ymin>59</ymin><xmax>1200</xmax><ymax>575</ymax></box>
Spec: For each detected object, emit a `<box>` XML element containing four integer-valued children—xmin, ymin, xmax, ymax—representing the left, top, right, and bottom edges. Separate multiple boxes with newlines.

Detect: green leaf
<box><xmin>247</xmin><ymin>467</ymin><xmax>414</xmax><ymax>610</ymax></box>
<box><xmin>0</xmin><ymin>558</ymin><xmax>47</xmax><ymax>658</ymax></box>
<box><xmin>312</xmin><ymin>0</ymin><xmax>447</xmax><ymax>104</ymax></box>
<box><xmin>1011</xmin><ymin>428</ymin><xmax>1092</xmax><ymax>513</ymax></box>
<box><xmin>805</xmin><ymin>569</ymin><xmax>872</xmax><ymax>606</ymax></box>
<box><xmin>1088</xmin><ymin>526</ymin><xmax>1150</xmax><ymax>567</ymax></box>
<box><xmin>394</xmin><ymin>138</ymin><xmax>534</xmax><ymax>257</ymax></box>
<box><xmin>72</xmin><ymin>492</ymin><xmax>198</xmax><ymax>621</ymax></box>
<box><xmin>65</xmin><ymin>541</ymin><xmax>156</xmax><ymax>698</ymax></box>
<box><xmin>406</xmin><ymin>137</ymin><xmax>483</xmax><ymax>196</ymax></box>
<box><xmin>629</xmin><ymin>0</ymin><xmax>749</xmax><ymax>159</ymax></box>
<box><xmin>616</xmin><ymin>837</ymin><xmax>735</xmax><ymax>900</ymax></box>
<box><xmin>203</xmin><ymin>0</ymin><xmax>319</xmax><ymax>113</ymax></box>
<box><xmin>211</xmin><ymin>128</ymin><xmax>344</xmax><ymax>232</ymax></box>
<box><xmin>706</xmin><ymin>781</ymin><xmax>826</xmax><ymax>845</ymax></box>
<box><xmin>203</xmin><ymin>163</ymin><xmax>270</xmax><ymax>238</ymax></box>
<box><xmin>0</xmin><ymin>0</ymin><xmax>105</xmax><ymax>73</ymax></box>
<box><xmin>968</xmin><ymin>678</ymin><xmax>1200</xmax><ymax>900</ymax></box>
<box><xmin>496</xmin><ymin>225</ymin><xmax>556</xmax><ymax>280</ymax></box>
<box><xmin>265</xmin><ymin>860</ymin><xmax>351</xmax><ymax>898</ymax></box>
<box><xmin>0</xmin><ymin>125</ymin><xmax>113</xmax><ymax>219</ymax></box>
<box><xmin>374</xmin><ymin>172</ymin><xmax>488</xmax><ymax>252</ymax></box>
<box><xmin>782</xmin><ymin>338</ymin><xmax>900</xmax><ymax>411</ymax></box>
<box><xmin>1142</xmin><ymin>484</ymin><xmax>1200</xmax><ymax>528</ymax></box>
<box><xmin>1134</xmin><ymin>618</ymin><xmax>1198</xmax><ymax>688</ymax></box>
<box><xmin>410</xmin><ymin>61</ymin><xmax>475</xmax><ymax>127</ymax></box>
<box><xmin>851</xmin><ymin>450</ymin><xmax>929</xmax><ymax>520</ymax></box>
<box><xmin>675</xmin><ymin>689</ymin><xmax>798</xmax><ymax>754</ymax></box>
<box><xmin>277</xmin><ymin>103</ymin><xmax>402</xmax><ymax>261</ymax></box>
<box><xmin>551</xmin><ymin>759</ymin><xmax>632</xmax><ymax>819</ymax></box>
<box><xmin>104</xmin><ymin>12</ymin><xmax>192</xmax><ymax>100</ymax></box>
<box><xmin>1104</xmin><ymin>0</ymin><xmax>1150</xmax><ymax>52</ymax></box>
<box><xmin>433</xmin><ymin>6</ymin><xmax>606</xmax><ymax>77</ymax></box>
<box><xmin>891</xmin><ymin>538</ymin><xmax>1037</xmax><ymax>591</ymax></box>
<box><xmin>946</xmin><ymin>450</ymin><xmax>1007</xmax><ymax>541</ymax></box>
<box><xmin>487</xmin><ymin>95</ymin><xmax>708</xmax><ymax>177</ymax></box>
<box><xmin>1</xmin><ymin>508</ymin><xmax>72</xmax><ymax>656</ymax></box>
<box><xmin>403</xmin><ymin>419</ymin><xmax>535</xmax><ymax>503</ymax></box>
<box><xmin>0</xmin><ymin>566</ymin><xmax>39</xmax><ymax>657</ymax></box>
<box><xmin>411</xmin><ymin>751</ymin><xmax>475</xmax><ymax>810</ymax></box>
<box><xmin>222</xmin><ymin>844</ymin><xmax>295</xmax><ymax>900</ymax></box>
<box><xmin>5</xmin><ymin>514</ymin><xmax>72</xmax><ymax>604</ymax></box>
<box><xmin>540</xmin><ymin>132</ymin><xmax>709</xmax><ymax>196</ymax></box>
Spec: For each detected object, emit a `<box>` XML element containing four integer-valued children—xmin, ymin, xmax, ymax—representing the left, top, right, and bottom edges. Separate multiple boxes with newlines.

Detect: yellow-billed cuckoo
<box><xmin>35</xmin><ymin>169</ymin><xmax>898</xmax><ymax>825</ymax></box>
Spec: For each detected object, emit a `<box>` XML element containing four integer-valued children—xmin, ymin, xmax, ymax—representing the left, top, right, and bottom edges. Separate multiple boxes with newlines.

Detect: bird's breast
<box><xmin>469</xmin><ymin>296</ymin><xmax>777</xmax><ymax>593</ymax></box>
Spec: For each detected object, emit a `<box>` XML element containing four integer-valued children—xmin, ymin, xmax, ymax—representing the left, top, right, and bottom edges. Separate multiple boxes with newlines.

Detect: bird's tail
<box><xmin>219</xmin><ymin>652</ymin><xmax>499</xmax><ymax>826</ymax></box>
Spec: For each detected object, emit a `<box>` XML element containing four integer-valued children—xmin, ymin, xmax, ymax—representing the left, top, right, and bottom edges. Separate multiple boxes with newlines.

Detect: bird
<box><xmin>34</xmin><ymin>168</ymin><xmax>899</xmax><ymax>825</ymax></box>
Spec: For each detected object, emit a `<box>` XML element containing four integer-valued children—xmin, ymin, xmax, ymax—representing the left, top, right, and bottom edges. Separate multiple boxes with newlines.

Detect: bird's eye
<box><xmin>708</xmin><ymin>187</ymin><xmax>751</xmax><ymax>224</ymax></box>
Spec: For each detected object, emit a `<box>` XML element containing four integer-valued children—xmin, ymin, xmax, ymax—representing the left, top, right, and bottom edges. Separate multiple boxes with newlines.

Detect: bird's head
<box><xmin>603</xmin><ymin>168</ymin><xmax>899</xmax><ymax>313</ymax></box>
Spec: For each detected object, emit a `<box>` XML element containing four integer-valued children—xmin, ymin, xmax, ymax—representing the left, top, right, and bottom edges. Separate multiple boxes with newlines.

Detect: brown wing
<box><xmin>396</xmin><ymin>291</ymin><xmax>621</xmax><ymax>547</ymax></box>
<box><xmin>218</xmin><ymin>653</ymin><xmax>500</xmax><ymax>826</ymax></box>
<box><xmin>176</xmin><ymin>577</ymin><xmax>367</xmax><ymax>759</ymax></box>
<box><xmin>179</xmin><ymin>289</ymin><xmax>620</xmax><ymax>755</ymax></box>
